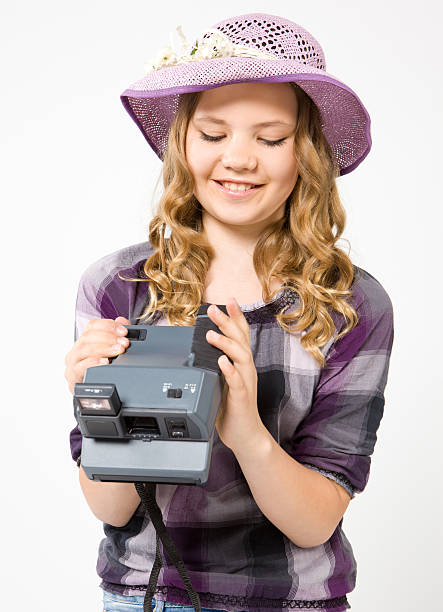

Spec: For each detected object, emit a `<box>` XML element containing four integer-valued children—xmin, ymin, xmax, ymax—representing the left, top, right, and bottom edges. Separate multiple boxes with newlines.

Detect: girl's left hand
<box><xmin>205</xmin><ymin>298</ymin><xmax>266</xmax><ymax>454</ymax></box>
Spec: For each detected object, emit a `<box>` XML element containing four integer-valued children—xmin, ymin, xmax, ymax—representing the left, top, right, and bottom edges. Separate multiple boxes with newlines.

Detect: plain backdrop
<box><xmin>1</xmin><ymin>1</ymin><xmax>441</xmax><ymax>610</ymax></box>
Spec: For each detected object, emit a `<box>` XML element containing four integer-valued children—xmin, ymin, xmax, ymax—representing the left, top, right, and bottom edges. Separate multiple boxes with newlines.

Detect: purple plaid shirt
<box><xmin>69</xmin><ymin>240</ymin><xmax>394</xmax><ymax>612</ymax></box>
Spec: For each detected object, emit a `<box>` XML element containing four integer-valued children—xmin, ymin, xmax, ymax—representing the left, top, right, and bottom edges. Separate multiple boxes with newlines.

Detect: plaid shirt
<box><xmin>69</xmin><ymin>240</ymin><xmax>394</xmax><ymax>612</ymax></box>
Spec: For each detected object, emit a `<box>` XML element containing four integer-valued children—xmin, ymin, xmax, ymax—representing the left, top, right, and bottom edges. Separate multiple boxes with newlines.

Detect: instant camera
<box><xmin>74</xmin><ymin>309</ymin><xmax>226</xmax><ymax>486</ymax></box>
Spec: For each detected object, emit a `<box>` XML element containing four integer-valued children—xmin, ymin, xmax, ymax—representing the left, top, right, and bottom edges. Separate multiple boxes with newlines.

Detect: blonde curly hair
<box><xmin>119</xmin><ymin>83</ymin><xmax>359</xmax><ymax>368</ymax></box>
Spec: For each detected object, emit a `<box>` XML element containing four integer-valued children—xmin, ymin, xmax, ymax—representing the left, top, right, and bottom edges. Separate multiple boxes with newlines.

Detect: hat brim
<box><xmin>120</xmin><ymin>56</ymin><xmax>371</xmax><ymax>176</ymax></box>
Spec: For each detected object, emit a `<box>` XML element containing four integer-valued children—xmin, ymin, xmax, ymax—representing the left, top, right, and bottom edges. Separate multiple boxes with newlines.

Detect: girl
<box><xmin>65</xmin><ymin>13</ymin><xmax>394</xmax><ymax>612</ymax></box>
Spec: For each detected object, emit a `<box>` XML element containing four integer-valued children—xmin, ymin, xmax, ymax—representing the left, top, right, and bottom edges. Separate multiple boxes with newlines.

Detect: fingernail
<box><xmin>117</xmin><ymin>325</ymin><xmax>127</xmax><ymax>335</ymax></box>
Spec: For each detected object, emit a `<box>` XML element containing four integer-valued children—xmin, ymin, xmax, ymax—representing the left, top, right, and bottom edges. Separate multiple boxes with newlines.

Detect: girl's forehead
<box><xmin>193</xmin><ymin>82</ymin><xmax>298</xmax><ymax>122</ymax></box>
<box><xmin>198</xmin><ymin>81</ymin><xmax>296</xmax><ymax>102</ymax></box>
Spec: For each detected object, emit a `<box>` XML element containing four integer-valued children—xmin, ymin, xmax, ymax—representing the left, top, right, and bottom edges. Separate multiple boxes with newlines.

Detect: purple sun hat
<box><xmin>120</xmin><ymin>12</ymin><xmax>372</xmax><ymax>176</ymax></box>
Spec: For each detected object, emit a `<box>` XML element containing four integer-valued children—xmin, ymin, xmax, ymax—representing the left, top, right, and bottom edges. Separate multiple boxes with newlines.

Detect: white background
<box><xmin>1</xmin><ymin>1</ymin><xmax>442</xmax><ymax>610</ymax></box>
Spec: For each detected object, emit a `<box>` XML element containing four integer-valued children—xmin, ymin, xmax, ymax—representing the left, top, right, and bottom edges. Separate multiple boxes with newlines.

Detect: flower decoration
<box><xmin>189</xmin><ymin>29</ymin><xmax>235</xmax><ymax>60</ymax></box>
<box><xmin>144</xmin><ymin>25</ymin><xmax>276</xmax><ymax>73</ymax></box>
<box><xmin>145</xmin><ymin>46</ymin><xmax>177</xmax><ymax>73</ymax></box>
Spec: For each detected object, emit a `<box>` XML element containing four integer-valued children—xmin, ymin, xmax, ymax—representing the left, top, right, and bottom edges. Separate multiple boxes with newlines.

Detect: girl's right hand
<box><xmin>64</xmin><ymin>316</ymin><xmax>131</xmax><ymax>395</ymax></box>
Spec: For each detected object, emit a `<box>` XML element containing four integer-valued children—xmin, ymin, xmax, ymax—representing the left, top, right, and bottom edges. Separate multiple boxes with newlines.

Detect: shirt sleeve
<box><xmin>289</xmin><ymin>270</ymin><xmax>395</xmax><ymax>499</ymax></box>
<box><xmin>69</xmin><ymin>259</ymin><xmax>121</xmax><ymax>466</ymax></box>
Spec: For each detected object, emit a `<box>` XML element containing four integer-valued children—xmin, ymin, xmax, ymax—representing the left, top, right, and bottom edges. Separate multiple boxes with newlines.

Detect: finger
<box><xmin>72</xmin><ymin>335</ymin><xmax>129</xmax><ymax>362</ymax></box>
<box><xmin>225</xmin><ymin>298</ymin><xmax>251</xmax><ymax>337</ymax></box>
<box><xmin>207</xmin><ymin>303</ymin><xmax>249</xmax><ymax>344</ymax></box>
<box><xmin>115</xmin><ymin>316</ymin><xmax>131</xmax><ymax>325</ymax></box>
<box><xmin>85</xmin><ymin>318</ymin><xmax>120</xmax><ymax>333</ymax></box>
<box><xmin>77</xmin><ymin>325</ymin><xmax>129</xmax><ymax>349</ymax></box>
<box><xmin>226</xmin><ymin>297</ymin><xmax>247</xmax><ymax>320</ymax></box>
<box><xmin>82</xmin><ymin>318</ymin><xmax>129</xmax><ymax>341</ymax></box>
<box><xmin>82</xmin><ymin>328</ymin><xmax>124</xmax><ymax>344</ymax></box>
<box><xmin>66</xmin><ymin>356</ymin><xmax>109</xmax><ymax>391</ymax></box>
<box><xmin>218</xmin><ymin>355</ymin><xmax>248</xmax><ymax>395</ymax></box>
<box><xmin>218</xmin><ymin>354</ymin><xmax>235</xmax><ymax>376</ymax></box>
<box><xmin>74</xmin><ymin>356</ymin><xmax>110</xmax><ymax>377</ymax></box>
<box><xmin>88</xmin><ymin>318</ymin><xmax>129</xmax><ymax>337</ymax></box>
<box><xmin>67</xmin><ymin>359</ymin><xmax>109</xmax><ymax>394</ymax></box>
<box><xmin>206</xmin><ymin>329</ymin><xmax>250</xmax><ymax>366</ymax></box>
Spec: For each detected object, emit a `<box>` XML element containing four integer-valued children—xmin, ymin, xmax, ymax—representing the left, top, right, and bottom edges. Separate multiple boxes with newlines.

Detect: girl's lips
<box><xmin>212</xmin><ymin>180</ymin><xmax>264</xmax><ymax>199</ymax></box>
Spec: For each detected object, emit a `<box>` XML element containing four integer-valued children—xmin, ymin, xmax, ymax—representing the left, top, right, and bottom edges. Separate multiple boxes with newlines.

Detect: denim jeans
<box><xmin>102</xmin><ymin>589</ymin><xmax>246</xmax><ymax>612</ymax></box>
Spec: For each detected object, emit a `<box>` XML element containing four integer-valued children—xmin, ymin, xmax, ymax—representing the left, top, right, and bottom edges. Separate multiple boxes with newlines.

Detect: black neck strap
<box><xmin>135</xmin><ymin>482</ymin><xmax>202</xmax><ymax>612</ymax></box>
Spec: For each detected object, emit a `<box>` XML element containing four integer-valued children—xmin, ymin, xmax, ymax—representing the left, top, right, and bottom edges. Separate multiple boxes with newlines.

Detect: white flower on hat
<box><xmin>144</xmin><ymin>26</ymin><xmax>190</xmax><ymax>72</ymax></box>
<box><xmin>144</xmin><ymin>46</ymin><xmax>177</xmax><ymax>72</ymax></box>
<box><xmin>144</xmin><ymin>24</ymin><xmax>276</xmax><ymax>74</ymax></box>
<box><xmin>190</xmin><ymin>29</ymin><xmax>234</xmax><ymax>60</ymax></box>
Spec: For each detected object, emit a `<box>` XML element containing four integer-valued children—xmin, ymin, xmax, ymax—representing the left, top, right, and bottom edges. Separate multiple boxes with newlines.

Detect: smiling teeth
<box><xmin>221</xmin><ymin>182</ymin><xmax>255</xmax><ymax>191</ymax></box>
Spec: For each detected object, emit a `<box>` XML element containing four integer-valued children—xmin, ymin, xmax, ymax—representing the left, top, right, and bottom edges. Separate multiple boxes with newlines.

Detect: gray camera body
<box><xmin>74</xmin><ymin>324</ymin><xmax>224</xmax><ymax>486</ymax></box>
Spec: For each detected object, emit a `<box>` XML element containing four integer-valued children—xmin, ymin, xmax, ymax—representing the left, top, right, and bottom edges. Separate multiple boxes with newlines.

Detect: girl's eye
<box><xmin>198</xmin><ymin>132</ymin><xmax>286</xmax><ymax>148</ymax></box>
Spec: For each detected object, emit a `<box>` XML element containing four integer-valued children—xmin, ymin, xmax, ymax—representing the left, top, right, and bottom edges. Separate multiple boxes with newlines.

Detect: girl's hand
<box><xmin>64</xmin><ymin>316</ymin><xmax>131</xmax><ymax>395</ymax></box>
<box><xmin>206</xmin><ymin>298</ymin><xmax>266</xmax><ymax>454</ymax></box>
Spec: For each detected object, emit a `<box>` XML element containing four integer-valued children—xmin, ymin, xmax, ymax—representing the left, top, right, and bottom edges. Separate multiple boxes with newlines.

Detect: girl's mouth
<box><xmin>212</xmin><ymin>180</ymin><xmax>264</xmax><ymax>199</ymax></box>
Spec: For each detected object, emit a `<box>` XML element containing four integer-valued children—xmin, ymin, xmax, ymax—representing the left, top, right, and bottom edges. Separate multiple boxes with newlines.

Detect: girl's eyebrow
<box><xmin>194</xmin><ymin>115</ymin><xmax>294</xmax><ymax>128</ymax></box>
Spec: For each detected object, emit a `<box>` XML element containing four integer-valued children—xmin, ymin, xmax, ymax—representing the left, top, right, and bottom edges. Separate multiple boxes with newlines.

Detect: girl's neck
<box><xmin>202</xmin><ymin>219</ymin><xmax>260</xmax><ymax>269</ymax></box>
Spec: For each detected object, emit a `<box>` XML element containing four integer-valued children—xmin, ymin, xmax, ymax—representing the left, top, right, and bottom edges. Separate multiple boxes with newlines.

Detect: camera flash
<box><xmin>79</xmin><ymin>398</ymin><xmax>112</xmax><ymax>411</ymax></box>
<box><xmin>74</xmin><ymin>383</ymin><xmax>122</xmax><ymax>416</ymax></box>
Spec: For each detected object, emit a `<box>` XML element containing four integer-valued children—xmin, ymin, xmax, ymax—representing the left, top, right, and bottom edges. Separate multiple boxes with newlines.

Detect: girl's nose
<box><xmin>221</xmin><ymin>136</ymin><xmax>257</xmax><ymax>171</ymax></box>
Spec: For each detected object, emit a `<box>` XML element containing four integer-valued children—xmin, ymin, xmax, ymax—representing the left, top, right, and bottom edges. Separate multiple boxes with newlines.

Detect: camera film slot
<box><xmin>125</xmin><ymin>416</ymin><xmax>161</xmax><ymax>438</ymax></box>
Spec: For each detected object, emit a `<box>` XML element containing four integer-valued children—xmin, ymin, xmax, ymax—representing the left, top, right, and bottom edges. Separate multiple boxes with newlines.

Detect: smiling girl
<box><xmin>187</xmin><ymin>81</ymin><xmax>298</xmax><ymax>307</ymax></box>
<box><xmin>65</xmin><ymin>13</ymin><xmax>394</xmax><ymax>612</ymax></box>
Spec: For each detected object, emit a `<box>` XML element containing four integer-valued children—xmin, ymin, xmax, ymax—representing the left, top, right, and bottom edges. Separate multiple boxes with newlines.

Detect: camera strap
<box><xmin>133</xmin><ymin>304</ymin><xmax>229</xmax><ymax>612</ymax></box>
<box><xmin>135</xmin><ymin>481</ymin><xmax>202</xmax><ymax>612</ymax></box>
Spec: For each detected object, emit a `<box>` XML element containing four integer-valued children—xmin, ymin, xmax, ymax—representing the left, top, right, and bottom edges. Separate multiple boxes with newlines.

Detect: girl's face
<box><xmin>185</xmin><ymin>82</ymin><xmax>299</xmax><ymax>235</ymax></box>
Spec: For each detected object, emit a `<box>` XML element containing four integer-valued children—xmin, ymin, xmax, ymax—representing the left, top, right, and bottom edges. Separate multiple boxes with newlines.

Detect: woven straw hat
<box><xmin>120</xmin><ymin>12</ymin><xmax>372</xmax><ymax>176</ymax></box>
